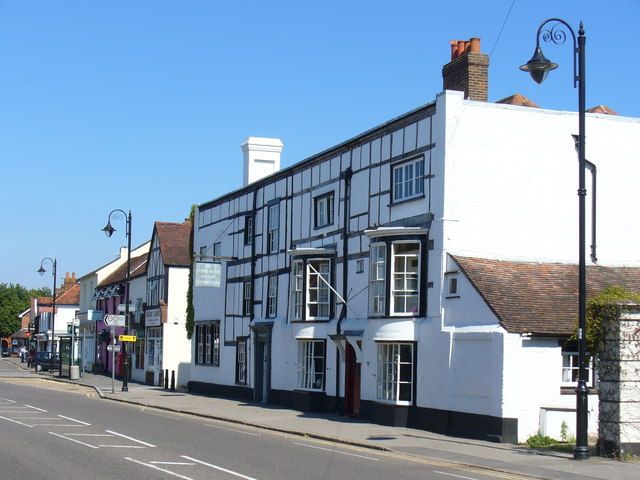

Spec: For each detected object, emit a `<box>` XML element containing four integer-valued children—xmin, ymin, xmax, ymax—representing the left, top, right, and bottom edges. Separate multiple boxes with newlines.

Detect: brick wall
<box><xmin>442</xmin><ymin>52</ymin><xmax>489</xmax><ymax>101</ymax></box>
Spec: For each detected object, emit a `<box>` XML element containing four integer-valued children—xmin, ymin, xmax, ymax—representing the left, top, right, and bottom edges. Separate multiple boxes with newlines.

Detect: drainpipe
<box><xmin>335</xmin><ymin>167</ymin><xmax>353</xmax><ymax>411</ymax></box>
<box><xmin>572</xmin><ymin>135</ymin><xmax>597</xmax><ymax>262</ymax></box>
<box><xmin>585</xmin><ymin>159</ymin><xmax>597</xmax><ymax>263</ymax></box>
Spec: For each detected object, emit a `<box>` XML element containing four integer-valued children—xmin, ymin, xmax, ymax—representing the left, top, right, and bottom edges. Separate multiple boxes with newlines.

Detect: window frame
<box><xmin>296</xmin><ymin>339</ymin><xmax>326</xmax><ymax>391</ymax></box>
<box><xmin>561</xmin><ymin>350</ymin><xmax>594</xmax><ymax>387</ymax></box>
<box><xmin>266</xmin><ymin>275</ymin><xmax>278</xmax><ymax>318</ymax></box>
<box><xmin>390</xmin><ymin>241</ymin><xmax>420</xmax><ymax>316</ymax></box>
<box><xmin>392</xmin><ymin>155</ymin><xmax>426</xmax><ymax>203</ymax></box>
<box><xmin>369</xmin><ymin>243</ymin><xmax>386</xmax><ymax>316</ymax></box>
<box><xmin>244</xmin><ymin>215</ymin><xmax>253</xmax><ymax>246</ymax></box>
<box><xmin>267</xmin><ymin>203</ymin><xmax>280</xmax><ymax>254</ymax></box>
<box><xmin>291</xmin><ymin>260</ymin><xmax>304</xmax><ymax>321</ymax></box>
<box><xmin>313</xmin><ymin>191</ymin><xmax>335</xmax><ymax>229</ymax></box>
<box><xmin>376</xmin><ymin>342</ymin><xmax>414</xmax><ymax>405</ymax></box>
<box><xmin>243</xmin><ymin>280</ymin><xmax>252</xmax><ymax>317</ymax></box>
<box><xmin>195</xmin><ymin>321</ymin><xmax>220</xmax><ymax>366</ymax></box>
<box><xmin>306</xmin><ymin>259</ymin><xmax>331</xmax><ymax>320</ymax></box>
<box><xmin>236</xmin><ymin>338</ymin><xmax>248</xmax><ymax>385</ymax></box>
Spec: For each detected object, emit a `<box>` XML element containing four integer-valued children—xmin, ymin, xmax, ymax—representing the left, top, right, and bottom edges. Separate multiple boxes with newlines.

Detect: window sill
<box><xmin>290</xmin><ymin>319</ymin><xmax>332</xmax><ymax>324</ymax></box>
<box><xmin>445</xmin><ymin>295</ymin><xmax>460</xmax><ymax>299</ymax></box>
<box><xmin>375</xmin><ymin>399</ymin><xmax>412</xmax><ymax>406</ymax></box>
<box><xmin>389</xmin><ymin>193</ymin><xmax>426</xmax><ymax>207</ymax></box>
<box><xmin>313</xmin><ymin>223</ymin><xmax>335</xmax><ymax>231</ymax></box>
<box><xmin>294</xmin><ymin>388</ymin><xmax>325</xmax><ymax>393</ymax></box>
<box><xmin>194</xmin><ymin>363</ymin><xmax>220</xmax><ymax>368</ymax></box>
<box><xmin>368</xmin><ymin>315</ymin><xmax>422</xmax><ymax>320</ymax></box>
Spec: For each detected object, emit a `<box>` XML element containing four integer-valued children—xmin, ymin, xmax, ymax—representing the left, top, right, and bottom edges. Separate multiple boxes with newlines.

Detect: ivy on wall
<box><xmin>572</xmin><ymin>285</ymin><xmax>640</xmax><ymax>355</ymax></box>
<box><xmin>185</xmin><ymin>205</ymin><xmax>196</xmax><ymax>340</ymax></box>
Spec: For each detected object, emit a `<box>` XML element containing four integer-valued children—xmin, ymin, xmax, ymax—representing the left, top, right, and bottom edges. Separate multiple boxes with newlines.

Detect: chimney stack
<box><xmin>241</xmin><ymin>137</ymin><xmax>284</xmax><ymax>186</ymax></box>
<box><xmin>442</xmin><ymin>37</ymin><xmax>489</xmax><ymax>101</ymax></box>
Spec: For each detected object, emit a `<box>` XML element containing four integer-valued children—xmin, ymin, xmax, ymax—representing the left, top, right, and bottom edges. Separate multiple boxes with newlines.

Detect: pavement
<box><xmin>5</xmin><ymin>357</ymin><xmax>640</xmax><ymax>480</ymax></box>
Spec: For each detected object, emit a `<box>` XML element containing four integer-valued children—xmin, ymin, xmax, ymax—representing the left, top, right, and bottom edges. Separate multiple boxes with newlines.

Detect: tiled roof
<box><xmin>56</xmin><ymin>283</ymin><xmax>80</xmax><ymax>305</ymax></box>
<box><xmin>98</xmin><ymin>254</ymin><xmax>148</xmax><ymax>287</ymax></box>
<box><xmin>496</xmin><ymin>93</ymin><xmax>539</xmax><ymax>108</ymax></box>
<box><xmin>155</xmin><ymin>221</ymin><xmax>191</xmax><ymax>267</ymax></box>
<box><xmin>586</xmin><ymin>105</ymin><xmax>618</xmax><ymax>115</ymax></box>
<box><xmin>452</xmin><ymin>256</ymin><xmax>640</xmax><ymax>336</ymax></box>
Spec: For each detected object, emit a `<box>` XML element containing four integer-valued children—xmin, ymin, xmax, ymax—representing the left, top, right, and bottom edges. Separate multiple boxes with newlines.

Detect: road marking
<box><xmin>98</xmin><ymin>445</ymin><xmax>146</xmax><ymax>448</ymax></box>
<box><xmin>182</xmin><ymin>455</ymin><xmax>258</xmax><ymax>480</ymax></box>
<box><xmin>0</xmin><ymin>415</ymin><xmax>34</xmax><ymax>427</ymax></box>
<box><xmin>204</xmin><ymin>423</ymin><xmax>261</xmax><ymax>436</ymax></box>
<box><xmin>24</xmin><ymin>404</ymin><xmax>47</xmax><ymax>412</ymax></box>
<box><xmin>35</xmin><ymin>424</ymin><xmax>86</xmax><ymax>427</ymax></box>
<box><xmin>293</xmin><ymin>442</ymin><xmax>380</xmax><ymax>461</ymax></box>
<box><xmin>65</xmin><ymin>433</ymin><xmax>114</xmax><ymax>437</ymax></box>
<box><xmin>16</xmin><ymin>417</ymin><xmax>61</xmax><ymax>420</ymax></box>
<box><xmin>49</xmin><ymin>431</ymin><xmax>98</xmax><ymax>449</ymax></box>
<box><xmin>434</xmin><ymin>472</ymin><xmax>480</xmax><ymax>480</ymax></box>
<box><xmin>58</xmin><ymin>415</ymin><xmax>91</xmax><ymax>425</ymax></box>
<box><xmin>0</xmin><ymin>397</ymin><xmax>16</xmax><ymax>403</ymax></box>
<box><xmin>106</xmin><ymin>430</ymin><xmax>156</xmax><ymax>447</ymax></box>
<box><xmin>0</xmin><ymin>410</ymin><xmax>33</xmax><ymax>413</ymax></box>
<box><xmin>150</xmin><ymin>462</ymin><xmax>197</xmax><ymax>466</ymax></box>
<box><xmin>125</xmin><ymin>458</ymin><xmax>193</xmax><ymax>480</ymax></box>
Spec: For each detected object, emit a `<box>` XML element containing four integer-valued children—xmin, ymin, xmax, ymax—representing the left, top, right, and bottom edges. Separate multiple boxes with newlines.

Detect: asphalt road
<box><xmin>0</xmin><ymin>360</ymin><xmax>513</xmax><ymax>480</ymax></box>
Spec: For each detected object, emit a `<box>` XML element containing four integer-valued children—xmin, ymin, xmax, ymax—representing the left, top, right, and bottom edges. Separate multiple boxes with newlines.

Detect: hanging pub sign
<box><xmin>195</xmin><ymin>261</ymin><xmax>221</xmax><ymax>287</ymax></box>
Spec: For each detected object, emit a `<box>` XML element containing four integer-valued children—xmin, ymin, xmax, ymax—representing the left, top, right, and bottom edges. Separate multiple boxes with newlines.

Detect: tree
<box><xmin>0</xmin><ymin>283</ymin><xmax>51</xmax><ymax>338</ymax></box>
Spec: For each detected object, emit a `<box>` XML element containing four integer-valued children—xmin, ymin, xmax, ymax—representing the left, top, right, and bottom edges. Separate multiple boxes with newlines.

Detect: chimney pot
<box><xmin>469</xmin><ymin>37</ymin><xmax>481</xmax><ymax>53</ymax></box>
<box><xmin>442</xmin><ymin>37</ymin><xmax>489</xmax><ymax>102</ymax></box>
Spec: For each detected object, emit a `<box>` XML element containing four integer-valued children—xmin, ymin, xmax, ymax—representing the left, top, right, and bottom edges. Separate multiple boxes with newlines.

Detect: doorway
<box><xmin>252</xmin><ymin>324</ymin><xmax>272</xmax><ymax>403</ymax></box>
<box><xmin>146</xmin><ymin>327</ymin><xmax>163</xmax><ymax>386</ymax></box>
<box><xmin>344</xmin><ymin>342</ymin><xmax>361</xmax><ymax>417</ymax></box>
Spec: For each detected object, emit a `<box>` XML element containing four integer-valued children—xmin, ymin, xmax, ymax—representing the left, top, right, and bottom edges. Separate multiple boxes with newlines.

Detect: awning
<box><xmin>329</xmin><ymin>328</ymin><xmax>364</xmax><ymax>364</ymax></box>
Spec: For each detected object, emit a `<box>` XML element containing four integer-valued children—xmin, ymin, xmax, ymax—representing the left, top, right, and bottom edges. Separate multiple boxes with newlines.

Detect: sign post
<box><xmin>110</xmin><ymin>326</ymin><xmax>115</xmax><ymax>394</ymax></box>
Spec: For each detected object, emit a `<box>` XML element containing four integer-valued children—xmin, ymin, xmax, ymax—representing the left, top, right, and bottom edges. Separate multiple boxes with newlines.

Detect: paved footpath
<box><xmin>5</xmin><ymin>358</ymin><xmax>640</xmax><ymax>480</ymax></box>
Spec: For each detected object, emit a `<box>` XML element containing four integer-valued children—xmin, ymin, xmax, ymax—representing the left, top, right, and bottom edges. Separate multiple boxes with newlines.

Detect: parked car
<box><xmin>34</xmin><ymin>351</ymin><xmax>61</xmax><ymax>371</ymax></box>
<box><xmin>1</xmin><ymin>347</ymin><xmax>10</xmax><ymax>357</ymax></box>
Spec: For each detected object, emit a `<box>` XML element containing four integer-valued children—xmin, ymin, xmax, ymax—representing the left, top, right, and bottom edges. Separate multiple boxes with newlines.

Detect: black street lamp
<box><xmin>521</xmin><ymin>18</ymin><xmax>590</xmax><ymax>460</ymax></box>
<box><xmin>37</xmin><ymin>257</ymin><xmax>57</xmax><ymax>373</ymax></box>
<box><xmin>102</xmin><ymin>209</ymin><xmax>132</xmax><ymax>392</ymax></box>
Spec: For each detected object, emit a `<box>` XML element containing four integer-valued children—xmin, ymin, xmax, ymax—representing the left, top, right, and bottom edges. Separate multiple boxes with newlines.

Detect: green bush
<box><xmin>526</xmin><ymin>434</ymin><xmax>558</xmax><ymax>448</ymax></box>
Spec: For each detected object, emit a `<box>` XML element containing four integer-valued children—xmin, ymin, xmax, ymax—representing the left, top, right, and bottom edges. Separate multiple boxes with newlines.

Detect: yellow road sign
<box><xmin>118</xmin><ymin>335</ymin><xmax>137</xmax><ymax>342</ymax></box>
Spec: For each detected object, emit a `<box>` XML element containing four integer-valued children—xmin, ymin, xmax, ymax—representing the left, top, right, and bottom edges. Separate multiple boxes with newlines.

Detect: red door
<box><xmin>344</xmin><ymin>342</ymin><xmax>361</xmax><ymax>417</ymax></box>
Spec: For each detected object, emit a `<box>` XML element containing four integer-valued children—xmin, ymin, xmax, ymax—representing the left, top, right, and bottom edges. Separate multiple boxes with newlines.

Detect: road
<box><xmin>0</xmin><ymin>360</ymin><xmax>518</xmax><ymax>480</ymax></box>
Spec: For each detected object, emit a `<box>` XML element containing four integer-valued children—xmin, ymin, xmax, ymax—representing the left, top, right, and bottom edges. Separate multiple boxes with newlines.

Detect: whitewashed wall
<box><xmin>163</xmin><ymin>267</ymin><xmax>191</xmax><ymax>387</ymax></box>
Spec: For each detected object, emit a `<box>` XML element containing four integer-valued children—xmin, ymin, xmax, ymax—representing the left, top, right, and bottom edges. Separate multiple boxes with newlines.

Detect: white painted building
<box><xmin>189</xmin><ymin>39</ymin><xmax>640</xmax><ymax>443</ymax></box>
<box><xmin>142</xmin><ymin>221</ymin><xmax>192</xmax><ymax>387</ymax></box>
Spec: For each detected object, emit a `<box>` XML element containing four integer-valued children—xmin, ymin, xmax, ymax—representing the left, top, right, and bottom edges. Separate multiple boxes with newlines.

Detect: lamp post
<box><xmin>520</xmin><ymin>18</ymin><xmax>589</xmax><ymax>460</ymax></box>
<box><xmin>37</xmin><ymin>257</ymin><xmax>57</xmax><ymax>374</ymax></box>
<box><xmin>102</xmin><ymin>209</ymin><xmax>132</xmax><ymax>392</ymax></box>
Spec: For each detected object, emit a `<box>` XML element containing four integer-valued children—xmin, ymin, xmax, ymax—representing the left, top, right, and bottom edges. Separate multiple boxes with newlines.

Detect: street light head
<box><xmin>102</xmin><ymin>220</ymin><xmax>116</xmax><ymax>238</ymax></box>
<box><xmin>37</xmin><ymin>266</ymin><xmax>46</xmax><ymax>276</ymax></box>
<box><xmin>520</xmin><ymin>46</ymin><xmax>558</xmax><ymax>84</ymax></box>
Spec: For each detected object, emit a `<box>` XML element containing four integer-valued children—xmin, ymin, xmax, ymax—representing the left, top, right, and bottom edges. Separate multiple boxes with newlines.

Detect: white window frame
<box><xmin>243</xmin><ymin>281</ymin><xmax>252</xmax><ymax>317</ymax></box>
<box><xmin>268</xmin><ymin>204</ymin><xmax>280</xmax><ymax>253</ymax></box>
<box><xmin>291</xmin><ymin>260</ymin><xmax>303</xmax><ymax>321</ymax></box>
<box><xmin>392</xmin><ymin>156</ymin><xmax>425</xmax><ymax>202</ymax></box>
<box><xmin>390</xmin><ymin>242</ymin><xmax>420</xmax><ymax>315</ymax></box>
<box><xmin>213</xmin><ymin>242</ymin><xmax>221</xmax><ymax>257</ymax></box>
<box><xmin>297</xmin><ymin>340</ymin><xmax>325</xmax><ymax>391</ymax></box>
<box><xmin>267</xmin><ymin>275</ymin><xmax>278</xmax><ymax>318</ymax></box>
<box><xmin>376</xmin><ymin>343</ymin><xmax>414</xmax><ymax>404</ymax></box>
<box><xmin>369</xmin><ymin>243</ymin><xmax>386</xmax><ymax>316</ymax></box>
<box><xmin>314</xmin><ymin>192</ymin><xmax>334</xmax><ymax>228</ymax></box>
<box><xmin>562</xmin><ymin>351</ymin><xmax>594</xmax><ymax>386</ymax></box>
<box><xmin>244</xmin><ymin>215</ymin><xmax>253</xmax><ymax>245</ymax></box>
<box><xmin>236</xmin><ymin>339</ymin><xmax>247</xmax><ymax>385</ymax></box>
<box><xmin>306</xmin><ymin>259</ymin><xmax>331</xmax><ymax>320</ymax></box>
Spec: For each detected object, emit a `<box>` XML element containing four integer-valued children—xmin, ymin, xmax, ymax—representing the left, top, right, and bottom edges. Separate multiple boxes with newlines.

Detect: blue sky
<box><xmin>1</xmin><ymin>0</ymin><xmax>638</xmax><ymax>289</ymax></box>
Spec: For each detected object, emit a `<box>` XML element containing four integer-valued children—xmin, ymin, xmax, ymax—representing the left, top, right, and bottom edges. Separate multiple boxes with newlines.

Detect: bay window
<box><xmin>368</xmin><ymin>238</ymin><xmax>422</xmax><ymax>317</ymax></box>
<box><xmin>297</xmin><ymin>340</ymin><xmax>325</xmax><ymax>391</ymax></box>
<box><xmin>377</xmin><ymin>343</ymin><xmax>414</xmax><ymax>404</ymax></box>
<box><xmin>289</xmin><ymin>255</ymin><xmax>333</xmax><ymax>321</ymax></box>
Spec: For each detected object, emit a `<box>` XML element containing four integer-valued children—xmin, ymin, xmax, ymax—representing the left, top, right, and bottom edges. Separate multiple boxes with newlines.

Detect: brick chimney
<box><xmin>442</xmin><ymin>37</ymin><xmax>489</xmax><ymax>101</ymax></box>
